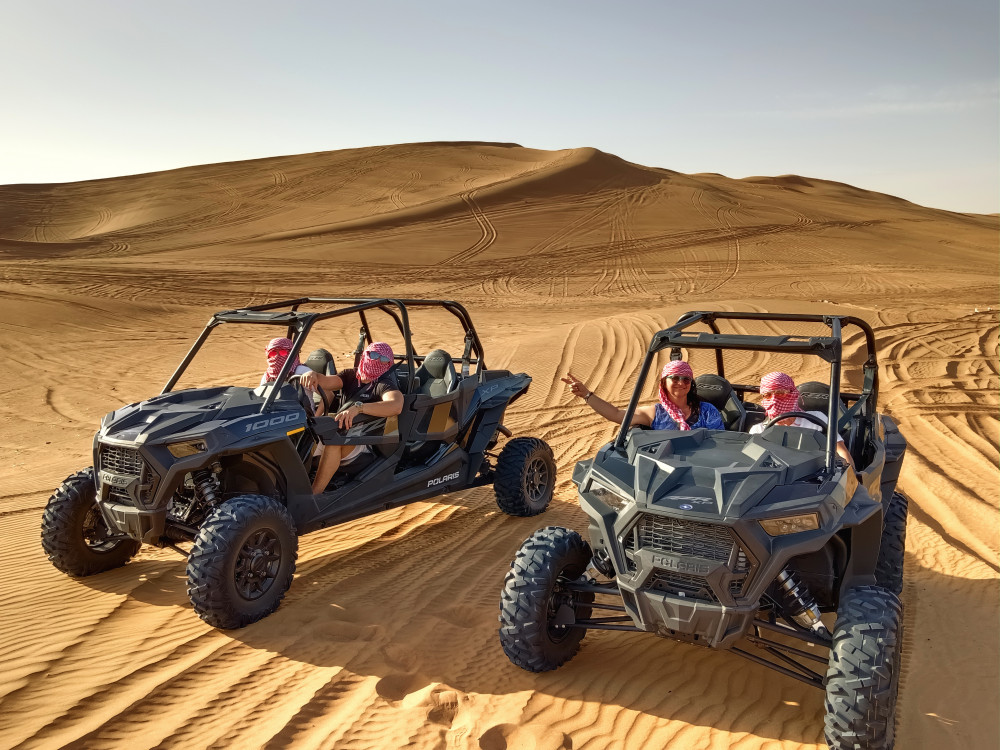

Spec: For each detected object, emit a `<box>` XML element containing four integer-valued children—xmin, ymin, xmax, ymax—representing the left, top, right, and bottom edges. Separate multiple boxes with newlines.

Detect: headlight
<box><xmin>759</xmin><ymin>513</ymin><xmax>820</xmax><ymax>536</ymax></box>
<box><xmin>589</xmin><ymin>479</ymin><xmax>633</xmax><ymax>511</ymax></box>
<box><xmin>167</xmin><ymin>440</ymin><xmax>207</xmax><ymax>458</ymax></box>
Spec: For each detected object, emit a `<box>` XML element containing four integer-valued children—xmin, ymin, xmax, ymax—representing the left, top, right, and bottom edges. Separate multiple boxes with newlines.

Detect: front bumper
<box><xmin>94</xmin><ymin>439</ymin><xmax>166</xmax><ymax>544</ymax></box>
<box><xmin>634</xmin><ymin>590</ymin><xmax>758</xmax><ymax>648</ymax></box>
<box><xmin>100</xmin><ymin>501</ymin><xmax>166</xmax><ymax>544</ymax></box>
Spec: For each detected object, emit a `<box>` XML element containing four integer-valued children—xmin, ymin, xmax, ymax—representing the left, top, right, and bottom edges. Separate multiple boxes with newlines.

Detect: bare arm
<box><xmin>836</xmin><ymin>441</ymin><xmax>855</xmax><ymax>469</ymax></box>
<box><xmin>299</xmin><ymin>371</ymin><xmax>343</xmax><ymax>392</ymax></box>
<box><xmin>561</xmin><ymin>372</ymin><xmax>653</xmax><ymax>426</ymax></box>
<box><xmin>336</xmin><ymin>389</ymin><xmax>404</xmax><ymax>429</ymax></box>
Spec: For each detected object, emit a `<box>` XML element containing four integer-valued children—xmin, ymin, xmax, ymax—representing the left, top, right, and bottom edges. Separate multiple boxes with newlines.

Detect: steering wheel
<box><xmin>288</xmin><ymin>374</ymin><xmax>331</xmax><ymax>415</ymax></box>
<box><xmin>762</xmin><ymin>410</ymin><xmax>828</xmax><ymax>432</ymax></box>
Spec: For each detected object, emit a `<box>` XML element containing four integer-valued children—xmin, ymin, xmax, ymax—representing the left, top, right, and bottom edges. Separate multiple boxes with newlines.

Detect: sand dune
<box><xmin>0</xmin><ymin>142</ymin><xmax>996</xmax><ymax>749</ymax></box>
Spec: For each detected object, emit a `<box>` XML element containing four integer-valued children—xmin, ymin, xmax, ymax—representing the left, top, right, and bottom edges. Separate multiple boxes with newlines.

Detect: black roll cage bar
<box><xmin>613</xmin><ymin>311</ymin><xmax>881</xmax><ymax>475</ymax></box>
<box><xmin>161</xmin><ymin>298</ymin><xmax>487</xmax><ymax>414</ymax></box>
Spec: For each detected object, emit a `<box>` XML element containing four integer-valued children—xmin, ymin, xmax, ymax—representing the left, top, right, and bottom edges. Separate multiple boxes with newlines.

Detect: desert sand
<box><xmin>0</xmin><ymin>142</ymin><xmax>996</xmax><ymax>749</ymax></box>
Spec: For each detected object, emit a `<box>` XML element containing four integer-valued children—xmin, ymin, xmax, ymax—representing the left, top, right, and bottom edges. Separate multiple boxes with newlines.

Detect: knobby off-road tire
<box><xmin>499</xmin><ymin>526</ymin><xmax>594</xmax><ymax>671</ymax></box>
<box><xmin>875</xmin><ymin>492</ymin><xmax>908</xmax><ymax>596</ymax></box>
<box><xmin>187</xmin><ymin>494</ymin><xmax>298</xmax><ymax>629</ymax></box>
<box><xmin>824</xmin><ymin>586</ymin><xmax>903</xmax><ymax>750</ymax></box>
<box><xmin>40</xmin><ymin>467</ymin><xmax>142</xmax><ymax>576</ymax></box>
<box><xmin>494</xmin><ymin>437</ymin><xmax>556</xmax><ymax>517</ymax></box>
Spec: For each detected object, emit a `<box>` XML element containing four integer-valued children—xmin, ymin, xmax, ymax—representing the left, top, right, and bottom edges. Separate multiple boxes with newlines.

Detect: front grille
<box><xmin>647</xmin><ymin>571</ymin><xmax>719</xmax><ymax>603</ymax></box>
<box><xmin>635</xmin><ymin>515</ymin><xmax>734</xmax><ymax>562</ymax></box>
<box><xmin>100</xmin><ymin>445</ymin><xmax>144</xmax><ymax>476</ymax></box>
<box><xmin>627</xmin><ymin>513</ymin><xmax>756</xmax><ymax>602</ymax></box>
<box><xmin>99</xmin><ymin>444</ymin><xmax>152</xmax><ymax>506</ymax></box>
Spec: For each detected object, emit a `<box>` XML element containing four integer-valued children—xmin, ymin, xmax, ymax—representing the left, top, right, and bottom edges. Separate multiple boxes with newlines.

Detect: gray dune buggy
<box><xmin>42</xmin><ymin>298</ymin><xmax>555</xmax><ymax>628</ymax></box>
<box><xmin>499</xmin><ymin>311</ymin><xmax>908</xmax><ymax>750</ymax></box>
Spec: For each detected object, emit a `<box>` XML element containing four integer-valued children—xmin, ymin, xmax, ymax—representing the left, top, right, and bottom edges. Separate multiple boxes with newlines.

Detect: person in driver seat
<box><xmin>261</xmin><ymin>337</ymin><xmax>323</xmax><ymax>416</ymax></box>
<box><xmin>300</xmin><ymin>342</ymin><xmax>404</xmax><ymax>493</ymax></box>
<box><xmin>750</xmin><ymin>371</ymin><xmax>854</xmax><ymax>468</ymax></box>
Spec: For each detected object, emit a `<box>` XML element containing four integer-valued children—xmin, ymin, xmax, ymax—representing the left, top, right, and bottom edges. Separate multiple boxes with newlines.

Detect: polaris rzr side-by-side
<box><xmin>42</xmin><ymin>298</ymin><xmax>556</xmax><ymax>628</ymax></box>
<box><xmin>499</xmin><ymin>311</ymin><xmax>908</xmax><ymax>750</ymax></box>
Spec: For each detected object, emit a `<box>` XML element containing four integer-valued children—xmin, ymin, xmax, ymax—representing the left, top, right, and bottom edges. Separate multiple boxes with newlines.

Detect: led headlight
<box><xmin>167</xmin><ymin>440</ymin><xmax>207</xmax><ymax>458</ymax></box>
<box><xmin>589</xmin><ymin>479</ymin><xmax>633</xmax><ymax>511</ymax></box>
<box><xmin>759</xmin><ymin>513</ymin><xmax>820</xmax><ymax>536</ymax></box>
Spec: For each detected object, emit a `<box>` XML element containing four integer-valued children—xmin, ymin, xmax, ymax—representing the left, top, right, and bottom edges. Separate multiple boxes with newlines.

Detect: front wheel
<box><xmin>40</xmin><ymin>467</ymin><xmax>142</xmax><ymax>576</ymax></box>
<box><xmin>499</xmin><ymin>526</ymin><xmax>593</xmax><ymax>672</ymax></box>
<box><xmin>824</xmin><ymin>586</ymin><xmax>903</xmax><ymax>749</ymax></box>
<box><xmin>187</xmin><ymin>494</ymin><xmax>298</xmax><ymax>629</ymax></box>
<box><xmin>493</xmin><ymin>437</ymin><xmax>556</xmax><ymax>516</ymax></box>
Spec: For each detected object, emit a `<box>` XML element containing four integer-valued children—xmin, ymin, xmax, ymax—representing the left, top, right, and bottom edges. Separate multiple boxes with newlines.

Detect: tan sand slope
<box><xmin>0</xmin><ymin>142</ymin><xmax>996</xmax><ymax>749</ymax></box>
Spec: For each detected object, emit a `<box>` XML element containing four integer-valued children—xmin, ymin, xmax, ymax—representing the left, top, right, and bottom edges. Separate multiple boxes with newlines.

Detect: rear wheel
<box><xmin>494</xmin><ymin>437</ymin><xmax>555</xmax><ymax>516</ymax></box>
<box><xmin>824</xmin><ymin>586</ymin><xmax>903</xmax><ymax>749</ymax></box>
<box><xmin>187</xmin><ymin>494</ymin><xmax>298</xmax><ymax>628</ymax></box>
<box><xmin>40</xmin><ymin>467</ymin><xmax>141</xmax><ymax>576</ymax></box>
<box><xmin>875</xmin><ymin>492</ymin><xmax>908</xmax><ymax>596</ymax></box>
<box><xmin>499</xmin><ymin>526</ymin><xmax>593</xmax><ymax>671</ymax></box>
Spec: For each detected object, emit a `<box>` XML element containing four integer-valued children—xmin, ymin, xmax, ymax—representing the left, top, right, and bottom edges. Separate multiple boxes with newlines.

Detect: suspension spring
<box><xmin>776</xmin><ymin>569</ymin><xmax>829</xmax><ymax>635</ymax></box>
<box><xmin>193</xmin><ymin>468</ymin><xmax>221</xmax><ymax>506</ymax></box>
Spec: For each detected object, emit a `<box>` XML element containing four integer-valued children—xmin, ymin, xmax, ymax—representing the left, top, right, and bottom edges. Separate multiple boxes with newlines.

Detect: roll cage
<box><xmin>160</xmin><ymin>297</ymin><xmax>487</xmax><ymax>413</ymax></box>
<box><xmin>614</xmin><ymin>311</ymin><xmax>881</xmax><ymax>475</ymax></box>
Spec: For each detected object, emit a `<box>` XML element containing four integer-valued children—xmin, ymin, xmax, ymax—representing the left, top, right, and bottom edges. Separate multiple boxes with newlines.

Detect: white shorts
<box><xmin>340</xmin><ymin>444</ymin><xmax>370</xmax><ymax>464</ymax></box>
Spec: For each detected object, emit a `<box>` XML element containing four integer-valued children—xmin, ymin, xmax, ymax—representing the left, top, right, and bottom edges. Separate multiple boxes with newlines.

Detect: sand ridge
<box><xmin>0</xmin><ymin>142</ymin><xmax>996</xmax><ymax>749</ymax></box>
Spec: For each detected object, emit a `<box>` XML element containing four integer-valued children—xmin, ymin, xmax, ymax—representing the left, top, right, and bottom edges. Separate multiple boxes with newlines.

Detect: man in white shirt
<box><xmin>749</xmin><ymin>372</ymin><xmax>854</xmax><ymax>468</ymax></box>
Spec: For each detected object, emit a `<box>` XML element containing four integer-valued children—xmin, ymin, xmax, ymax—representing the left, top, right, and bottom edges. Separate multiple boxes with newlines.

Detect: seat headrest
<box><xmin>421</xmin><ymin>349</ymin><xmax>453</xmax><ymax>379</ymax></box>
<box><xmin>694</xmin><ymin>374</ymin><xmax>733</xmax><ymax>410</ymax></box>
<box><xmin>797</xmin><ymin>381</ymin><xmax>829</xmax><ymax>411</ymax></box>
<box><xmin>305</xmin><ymin>348</ymin><xmax>333</xmax><ymax>375</ymax></box>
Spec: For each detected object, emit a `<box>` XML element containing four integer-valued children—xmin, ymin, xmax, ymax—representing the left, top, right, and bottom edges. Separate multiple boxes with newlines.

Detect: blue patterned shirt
<box><xmin>651</xmin><ymin>401</ymin><xmax>725</xmax><ymax>431</ymax></box>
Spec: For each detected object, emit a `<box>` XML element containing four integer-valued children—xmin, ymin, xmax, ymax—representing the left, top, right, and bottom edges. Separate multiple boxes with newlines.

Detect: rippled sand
<box><xmin>1</xmin><ymin>143</ymin><xmax>996</xmax><ymax>749</ymax></box>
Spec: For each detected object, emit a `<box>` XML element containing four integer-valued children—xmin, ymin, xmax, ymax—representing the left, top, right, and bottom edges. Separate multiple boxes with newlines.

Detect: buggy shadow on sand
<box><xmin>499</xmin><ymin>311</ymin><xmax>908</xmax><ymax>750</ymax></box>
<box><xmin>42</xmin><ymin>298</ymin><xmax>555</xmax><ymax>628</ymax></box>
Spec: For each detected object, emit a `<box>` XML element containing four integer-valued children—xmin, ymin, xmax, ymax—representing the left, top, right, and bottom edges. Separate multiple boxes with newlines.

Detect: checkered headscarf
<box><xmin>760</xmin><ymin>372</ymin><xmax>800</xmax><ymax>420</ymax></box>
<box><xmin>658</xmin><ymin>361</ymin><xmax>694</xmax><ymax>430</ymax></box>
<box><xmin>265</xmin><ymin>337</ymin><xmax>301</xmax><ymax>382</ymax></box>
<box><xmin>357</xmin><ymin>342</ymin><xmax>394</xmax><ymax>383</ymax></box>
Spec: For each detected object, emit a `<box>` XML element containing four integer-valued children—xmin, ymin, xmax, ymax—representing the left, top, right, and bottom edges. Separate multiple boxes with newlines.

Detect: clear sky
<box><xmin>2</xmin><ymin>0</ymin><xmax>997</xmax><ymax>213</ymax></box>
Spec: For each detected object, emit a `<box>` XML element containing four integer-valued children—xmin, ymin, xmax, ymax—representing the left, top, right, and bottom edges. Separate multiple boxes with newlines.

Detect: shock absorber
<box><xmin>193</xmin><ymin>467</ymin><xmax>221</xmax><ymax>506</ymax></box>
<box><xmin>776</xmin><ymin>569</ymin><xmax>829</xmax><ymax>636</ymax></box>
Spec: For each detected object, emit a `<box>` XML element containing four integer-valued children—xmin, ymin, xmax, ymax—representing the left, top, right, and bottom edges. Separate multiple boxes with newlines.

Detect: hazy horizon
<box><xmin>2</xmin><ymin>0</ymin><xmax>997</xmax><ymax>214</ymax></box>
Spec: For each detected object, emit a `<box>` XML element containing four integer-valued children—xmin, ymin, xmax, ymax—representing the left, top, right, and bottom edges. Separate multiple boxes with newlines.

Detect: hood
<box><xmin>99</xmin><ymin>385</ymin><xmax>297</xmax><ymax>447</ymax></box>
<box><xmin>593</xmin><ymin>428</ymin><xmax>831</xmax><ymax>519</ymax></box>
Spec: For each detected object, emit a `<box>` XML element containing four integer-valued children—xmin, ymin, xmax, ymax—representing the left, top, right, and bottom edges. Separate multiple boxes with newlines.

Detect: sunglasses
<box><xmin>663</xmin><ymin>375</ymin><xmax>692</xmax><ymax>384</ymax></box>
<box><xmin>365</xmin><ymin>350</ymin><xmax>393</xmax><ymax>363</ymax></box>
<box><xmin>269</xmin><ymin>348</ymin><xmax>291</xmax><ymax>358</ymax></box>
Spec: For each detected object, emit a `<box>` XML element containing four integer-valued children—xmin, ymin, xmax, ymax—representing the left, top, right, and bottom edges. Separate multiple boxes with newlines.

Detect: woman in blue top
<box><xmin>562</xmin><ymin>360</ymin><xmax>725</xmax><ymax>431</ymax></box>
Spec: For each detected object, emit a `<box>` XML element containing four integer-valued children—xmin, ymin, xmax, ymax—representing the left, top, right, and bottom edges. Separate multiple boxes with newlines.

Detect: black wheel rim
<box><xmin>524</xmin><ymin>456</ymin><xmax>551</xmax><ymax>503</ymax></box>
<box><xmin>82</xmin><ymin>507</ymin><xmax>118</xmax><ymax>552</ymax></box>
<box><xmin>545</xmin><ymin>572</ymin><xmax>576</xmax><ymax>643</ymax></box>
<box><xmin>234</xmin><ymin>528</ymin><xmax>282</xmax><ymax>601</ymax></box>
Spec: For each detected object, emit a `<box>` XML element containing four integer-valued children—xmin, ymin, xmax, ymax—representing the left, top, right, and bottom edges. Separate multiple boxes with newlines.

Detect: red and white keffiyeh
<box><xmin>760</xmin><ymin>371</ymin><xmax>800</xmax><ymax>420</ymax></box>
<box><xmin>357</xmin><ymin>342</ymin><xmax>394</xmax><ymax>383</ymax></box>
<box><xmin>658</xmin><ymin>360</ymin><xmax>694</xmax><ymax>430</ymax></box>
<box><xmin>264</xmin><ymin>337</ymin><xmax>301</xmax><ymax>382</ymax></box>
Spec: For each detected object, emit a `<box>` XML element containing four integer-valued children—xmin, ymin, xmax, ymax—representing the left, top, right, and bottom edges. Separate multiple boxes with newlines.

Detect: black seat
<box><xmin>798</xmin><ymin>381</ymin><xmax>848</xmax><ymax>421</ymax></box>
<box><xmin>797</xmin><ymin>381</ymin><xmax>855</xmax><ymax>448</ymax></box>
<box><xmin>694</xmin><ymin>374</ymin><xmax>746</xmax><ymax>431</ymax></box>
<box><xmin>304</xmin><ymin>348</ymin><xmax>336</xmax><ymax>376</ymax></box>
<box><xmin>412</xmin><ymin>349</ymin><xmax>457</xmax><ymax>397</ymax></box>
